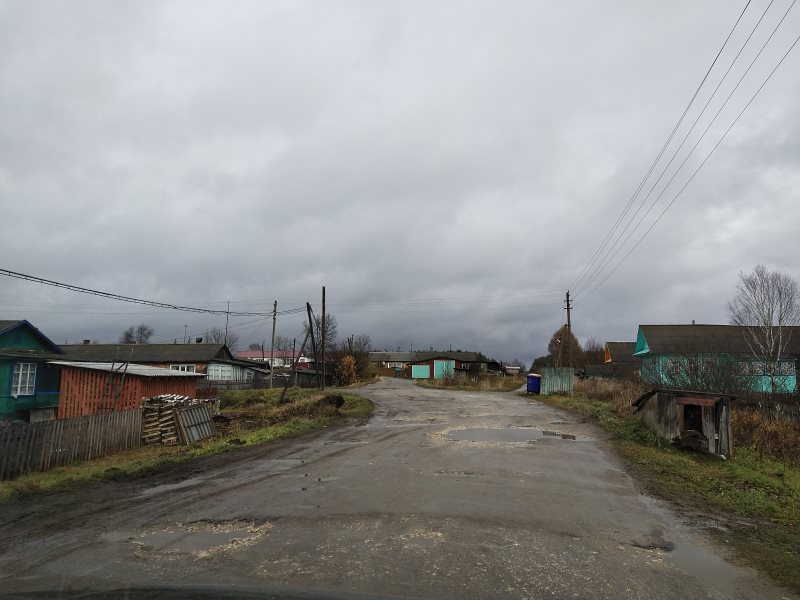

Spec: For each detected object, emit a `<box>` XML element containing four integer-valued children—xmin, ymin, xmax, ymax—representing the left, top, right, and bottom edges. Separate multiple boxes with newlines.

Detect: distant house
<box><xmin>60</xmin><ymin>343</ymin><xmax>267</xmax><ymax>385</ymax></box>
<box><xmin>0</xmin><ymin>320</ymin><xmax>63</xmax><ymax>422</ymax></box>
<box><xmin>51</xmin><ymin>361</ymin><xmax>204</xmax><ymax>418</ymax></box>
<box><xmin>603</xmin><ymin>341</ymin><xmax>640</xmax><ymax>378</ymax></box>
<box><xmin>634</xmin><ymin>324</ymin><xmax>799</xmax><ymax>394</ymax></box>
<box><xmin>370</xmin><ymin>351</ymin><xmax>492</xmax><ymax>376</ymax></box>
<box><xmin>234</xmin><ymin>349</ymin><xmax>310</xmax><ymax>368</ymax></box>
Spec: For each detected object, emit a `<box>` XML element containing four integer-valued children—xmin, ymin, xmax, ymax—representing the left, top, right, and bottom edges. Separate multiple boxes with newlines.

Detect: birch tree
<box><xmin>728</xmin><ymin>265</ymin><xmax>800</xmax><ymax>394</ymax></box>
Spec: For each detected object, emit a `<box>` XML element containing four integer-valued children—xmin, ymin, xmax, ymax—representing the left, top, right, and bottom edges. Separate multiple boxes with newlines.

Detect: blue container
<box><xmin>526</xmin><ymin>374</ymin><xmax>541</xmax><ymax>394</ymax></box>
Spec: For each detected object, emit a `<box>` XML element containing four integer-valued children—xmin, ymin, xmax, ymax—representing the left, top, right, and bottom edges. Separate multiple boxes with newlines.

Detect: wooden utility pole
<box><xmin>269</xmin><ymin>300</ymin><xmax>277</xmax><ymax>389</ymax></box>
<box><xmin>306</xmin><ymin>303</ymin><xmax>320</xmax><ymax>388</ymax></box>
<box><xmin>321</xmin><ymin>286</ymin><xmax>326</xmax><ymax>390</ymax></box>
<box><xmin>565</xmin><ymin>290</ymin><xmax>573</xmax><ymax>368</ymax></box>
<box><xmin>224</xmin><ymin>300</ymin><xmax>230</xmax><ymax>345</ymax></box>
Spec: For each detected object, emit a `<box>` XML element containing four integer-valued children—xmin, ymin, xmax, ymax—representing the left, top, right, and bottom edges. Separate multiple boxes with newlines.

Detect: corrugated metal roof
<box><xmin>49</xmin><ymin>361</ymin><xmax>205</xmax><ymax>378</ymax></box>
<box><xmin>370</xmin><ymin>351</ymin><xmax>485</xmax><ymax>363</ymax></box>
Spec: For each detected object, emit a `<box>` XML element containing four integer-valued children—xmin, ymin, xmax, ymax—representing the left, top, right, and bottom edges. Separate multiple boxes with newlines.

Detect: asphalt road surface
<box><xmin>0</xmin><ymin>378</ymin><xmax>795</xmax><ymax>600</ymax></box>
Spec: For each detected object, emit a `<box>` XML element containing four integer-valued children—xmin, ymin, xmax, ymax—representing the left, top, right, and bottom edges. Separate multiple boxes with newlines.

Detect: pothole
<box><xmin>445</xmin><ymin>428</ymin><xmax>592</xmax><ymax>442</ymax></box>
<box><xmin>132</xmin><ymin>519</ymin><xmax>271</xmax><ymax>558</ymax></box>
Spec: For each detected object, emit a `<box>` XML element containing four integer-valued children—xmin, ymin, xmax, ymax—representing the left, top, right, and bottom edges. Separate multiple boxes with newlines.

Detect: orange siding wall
<box><xmin>58</xmin><ymin>367</ymin><xmax>198</xmax><ymax>418</ymax></box>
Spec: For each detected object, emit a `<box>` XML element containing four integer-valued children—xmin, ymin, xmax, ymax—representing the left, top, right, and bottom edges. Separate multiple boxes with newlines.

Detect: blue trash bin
<box><xmin>526</xmin><ymin>374</ymin><xmax>541</xmax><ymax>394</ymax></box>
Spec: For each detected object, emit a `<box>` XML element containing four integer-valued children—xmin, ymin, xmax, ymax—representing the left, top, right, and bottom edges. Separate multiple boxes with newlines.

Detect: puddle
<box><xmin>139</xmin><ymin>477</ymin><xmax>203</xmax><ymax>497</ymax></box>
<box><xmin>139</xmin><ymin>530</ymin><xmax>241</xmax><ymax>553</ymax></box>
<box><xmin>445</xmin><ymin>428</ymin><xmax>591</xmax><ymax>442</ymax></box>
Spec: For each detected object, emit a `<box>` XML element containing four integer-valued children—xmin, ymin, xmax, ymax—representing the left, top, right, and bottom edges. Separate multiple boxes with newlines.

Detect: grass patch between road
<box><xmin>528</xmin><ymin>391</ymin><xmax>800</xmax><ymax>592</ymax></box>
<box><xmin>0</xmin><ymin>390</ymin><xmax>372</xmax><ymax>503</ymax></box>
<box><xmin>418</xmin><ymin>374</ymin><xmax>525</xmax><ymax>392</ymax></box>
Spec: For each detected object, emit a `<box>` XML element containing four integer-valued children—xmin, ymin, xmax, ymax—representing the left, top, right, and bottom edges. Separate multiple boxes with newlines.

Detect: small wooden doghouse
<box><xmin>633</xmin><ymin>388</ymin><xmax>735</xmax><ymax>457</ymax></box>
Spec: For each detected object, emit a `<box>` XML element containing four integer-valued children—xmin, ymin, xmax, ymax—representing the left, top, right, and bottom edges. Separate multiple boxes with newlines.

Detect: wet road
<box><xmin>0</xmin><ymin>378</ymin><xmax>794</xmax><ymax>599</ymax></box>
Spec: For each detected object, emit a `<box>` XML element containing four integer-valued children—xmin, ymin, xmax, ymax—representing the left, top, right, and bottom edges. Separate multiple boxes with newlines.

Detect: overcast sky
<box><xmin>1</xmin><ymin>0</ymin><xmax>799</xmax><ymax>364</ymax></box>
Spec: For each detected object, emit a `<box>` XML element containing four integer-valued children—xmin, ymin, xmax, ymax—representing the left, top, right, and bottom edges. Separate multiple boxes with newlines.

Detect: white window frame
<box><xmin>12</xmin><ymin>363</ymin><xmax>37</xmax><ymax>396</ymax></box>
<box><xmin>170</xmin><ymin>364</ymin><xmax>196</xmax><ymax>373</ymax></box>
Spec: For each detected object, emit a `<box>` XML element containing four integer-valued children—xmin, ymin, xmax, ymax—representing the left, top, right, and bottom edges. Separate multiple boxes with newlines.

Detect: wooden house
<box><xmin>0</xmin><ymin>320</ymin><xmax>63</xmax><ymax>422</ymax></box>
<box><xmin>634</xmin><ymin>324</ymin><xmax>799</xmax><ymax>394</ymax></box>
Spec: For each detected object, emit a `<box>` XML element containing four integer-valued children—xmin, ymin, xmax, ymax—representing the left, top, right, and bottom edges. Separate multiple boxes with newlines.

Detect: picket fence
<box><xmin>0</xmin><ymin>409</ymin><xmax>143</xmax><ymax>481</ymax></box>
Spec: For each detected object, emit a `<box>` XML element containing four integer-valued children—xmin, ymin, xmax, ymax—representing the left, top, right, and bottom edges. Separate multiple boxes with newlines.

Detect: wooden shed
<box><xmin>633</xmin><ymin>388</ymin><xmax>734</xmax><ymax>457</ymax></box>
<box><xmin>50</xmin><ymin>361</ymin><xmax>204</xmax><ymax>419</ymax></box>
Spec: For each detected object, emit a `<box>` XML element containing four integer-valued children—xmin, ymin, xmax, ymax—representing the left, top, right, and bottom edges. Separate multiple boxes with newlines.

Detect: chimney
<box><xmin>195</xmin><ymin>337</ymin><xmax>203</xmax><ymax>343</ymax></box>
<box><xmin>692</xmin><ymin>320</ymin><xmax>696</xmax><ymax>325</ymax></box>
<box><xmin>82</xmin><ymin>339</ymin><xmax>91</xmax><ymax>345</ymax></box>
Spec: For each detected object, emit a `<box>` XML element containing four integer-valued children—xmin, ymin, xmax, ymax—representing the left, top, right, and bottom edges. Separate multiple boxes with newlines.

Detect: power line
<box><xmin>578</xmin><ymin>25</ymin><xmax>800</xmax><ymax>302</ymax></box>
<box><xmin>568</xmin><ymin>0</ymin><xmax>754</xmax><ymax>293</ymax></box>
<box><xmin>574</xmin><ymin>0</ymin><xmax>776</xmax><ymax>296</ymax></box>
<box><xmin>0</xmin><ymin>268</ymin><xmax>306</xmax><ymax>317</ymax></box>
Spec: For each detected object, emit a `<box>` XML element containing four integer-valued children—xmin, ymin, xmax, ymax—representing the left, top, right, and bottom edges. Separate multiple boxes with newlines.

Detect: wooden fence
<box><xmin>541</xmin><ymin>367</ymin><xmax>575</xmax><ymax>396</ymax></box>
<box><xmin>0</xmin><ymin>409</ymin><xmax>143</xmax><ymax>481</ymax></box>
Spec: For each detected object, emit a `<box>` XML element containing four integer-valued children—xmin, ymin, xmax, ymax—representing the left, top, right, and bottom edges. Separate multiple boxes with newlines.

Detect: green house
<box><xmin>634</xmin><ymin>324</ymin><xmax>799</xmax><ymax>394</ymax></box>
<box><xmin>0</xmin><ymin>320</ymin><xmax>64</xmax><ymax>422</ymax></box>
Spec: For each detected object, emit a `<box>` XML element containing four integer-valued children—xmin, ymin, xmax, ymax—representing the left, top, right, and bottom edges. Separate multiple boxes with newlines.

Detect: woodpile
<box><xmin>141</xmin><ymin>395</ymin><xmax>219</xmax><ymax>446</ymax></box>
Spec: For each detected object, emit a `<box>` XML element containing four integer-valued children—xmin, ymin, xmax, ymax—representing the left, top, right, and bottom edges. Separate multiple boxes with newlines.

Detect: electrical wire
<box><xmin>0</xmin><ymin>267</ymin><xmax>306</xmax><ymax>317</ymax></box>
<box><xmin>578</xmin><ymin>26</ymin><xmax>800</xmax><ymax>302</ymax></box>
<box><xmin>568</xmin><ymin>0</ymin><xmax>754</xmax><ymax>293</ymax></box>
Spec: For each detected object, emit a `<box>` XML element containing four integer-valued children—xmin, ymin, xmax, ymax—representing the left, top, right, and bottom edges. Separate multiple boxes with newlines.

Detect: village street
<box><xmin>0</xmin><ymin>378</ymin><xmax>793</xmax><ymax>600</ymax></box>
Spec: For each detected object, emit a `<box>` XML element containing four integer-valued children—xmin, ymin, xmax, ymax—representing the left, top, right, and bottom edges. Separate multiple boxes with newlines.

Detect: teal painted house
<box><xmin>634</xmin><ymin>324</ymin><xmax>799</xmax><ymax>394</ymax></box>
<box><xmin>0</xmin><ymin>320</ymin><xmax>63</xmax><ymax>421</ymax></box>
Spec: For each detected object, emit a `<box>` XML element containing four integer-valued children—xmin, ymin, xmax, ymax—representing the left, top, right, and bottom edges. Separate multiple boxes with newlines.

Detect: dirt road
<box><xmin>0</xmin><ymin>378</ymin><xmax>794</xmax><ymax>599</ymax></box>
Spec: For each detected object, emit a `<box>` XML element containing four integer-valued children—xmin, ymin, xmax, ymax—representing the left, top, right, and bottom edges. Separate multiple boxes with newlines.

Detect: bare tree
<box><xmin>728</xmin><ymin>265</ymin><xmax>800</xmax><ymax>394</ymax></box>
<box><xmin>583</xmin><ymin>338</ymin><xmax>605</xmax><ymax>365</ymax></box>
<box><xmin>119</xmin><ymin>324</ymin><xmax>154</xmax><ymax>344</ymax></box>
<box><xmin>547</xmin><ymin>325</ymin><xmax>584</xmax><ymax>368</ymax></box>
<box><xmin>248</xmin><ymin>343</ymin><xmax>262</xmax><ymax>351</ymax></box>
<box><xmin>205</xmin><ymin>326</ymin><xmax>240</xmax><ymax>351</ymax></box>
<box><xmin>274</xmin><ymin>335</ymin><xmax>294</xmax><ymax>352</ymax></box>
<box><xmin>303</xmin><ymin>313</ymin><xmax>337</xmax><ymax>354</ymax></box>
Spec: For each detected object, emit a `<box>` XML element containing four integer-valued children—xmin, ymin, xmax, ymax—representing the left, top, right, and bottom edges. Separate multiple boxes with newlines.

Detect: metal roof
<box><xmin>369</xmin><ymin>351</ymin><xmax>486</xmax><ymax>363</ymax></box>
<box><xmin>49</xmin><ymin>361</ymin><xmax>205</xmax><ymax>378</ymax></box>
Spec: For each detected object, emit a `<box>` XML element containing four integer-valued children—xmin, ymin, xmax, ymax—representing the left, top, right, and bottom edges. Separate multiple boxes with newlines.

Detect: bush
<box><xmin>335</xmin><ymin>355</ymin><xmax>358</xmax><ymax>386</ymax></box>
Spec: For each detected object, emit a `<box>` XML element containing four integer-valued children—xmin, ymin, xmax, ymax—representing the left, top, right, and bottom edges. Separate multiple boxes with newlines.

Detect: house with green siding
<box><xmin>0</xmin><ymin>320</ymin><xmax>64</xmax><ymax>422</ymax></box>
<box><xmin>634</xmin><ymin>324</ymin><xmax>799</xmax><ymax>394</ymax></box>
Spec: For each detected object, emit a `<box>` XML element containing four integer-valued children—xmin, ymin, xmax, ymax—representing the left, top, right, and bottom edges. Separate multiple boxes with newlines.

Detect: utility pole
<box><xmin>292</xmin><ymin>338</ymin><xmax>297</xmax><ymax>387</ymax></box>
<box><xmin>565</xmin><ymin>290</ymin><xmax>573</xmax><ymax>368</ymax></box>
<box><xmin>306</xmin><ymin>303</ymin><xmax>320</xmax><ymax>389</ymax></box>
<box><xmin>321</xmin><ymin>286</ymin><xmax>326</xmax><ymax>390</ymax></box>
<box><xmin>183</xmin><ymin>324</ymin><xmax>187</xmax><ymax>344</ymax></box>
<box><xmin>269</xmin><ymin>300</ymin><xmax>277</xmax><ymax>389</ymax></box>
<box><xmin>224</xmin><ymin>300</ymin><xmax>230</xmax><ymax>346</ymax></box>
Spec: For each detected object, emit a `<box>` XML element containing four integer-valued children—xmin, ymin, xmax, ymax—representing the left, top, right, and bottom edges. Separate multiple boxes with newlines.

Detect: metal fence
<box><xmin>541</xmin><ymin>367</ymin><xmax>574</xmax><ymax>395</ymax></box>
<box><xmin>0</xmin><ymin>409</ymin><xmax>143</xmax><ymax>481</ymax></box>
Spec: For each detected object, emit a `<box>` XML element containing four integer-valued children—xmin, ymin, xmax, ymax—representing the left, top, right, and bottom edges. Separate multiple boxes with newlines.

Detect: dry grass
<box><xmin>418</xmin><ymin>373</ymin><xmax>525</xmax><ymax>392</ymax></box>
<box><xmin>732</xmin><ymin>408</ymin><xmax>800</xmax><ymax>468</ymax></box>
<box><xmin>573</xmin><ymin>378</ymin><xmax>646</xmax><ymax>416</ymax></box>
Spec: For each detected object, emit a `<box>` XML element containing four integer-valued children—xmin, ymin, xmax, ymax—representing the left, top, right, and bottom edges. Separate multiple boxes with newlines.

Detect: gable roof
<box><xmin>235</xmin><ymin>349</ymin><xmax>307</xmax><ymax>360</ymax></box>
<box><xmin>604</xmin><ymin>341</ymin><xmax>637</xmax><ymax>363</ymax></box>
<box><xmin>0</xmin><ymin>319</ymin><xmax>63</xmax><ymax>354</ymax></box>
<box><xmin>60</xmin><ymin>343</ymin><xmax>233</xmax><ymax>363</ymax></box>
<box><xmin>634</xmin><ymin>324</ymin><xmax>800</xmax><ymax>357</ymax></box>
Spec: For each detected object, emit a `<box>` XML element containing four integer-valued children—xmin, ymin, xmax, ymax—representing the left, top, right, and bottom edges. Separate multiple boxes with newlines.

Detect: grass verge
<box><xmin>0</xmin><ymin>390</ymin><xmax>373</xmax><ymax>503</ymax></box>
<box><xmin>527</xmin><ymin>391</ymin><xmax>800</xmax><ymax>592</ymax></box>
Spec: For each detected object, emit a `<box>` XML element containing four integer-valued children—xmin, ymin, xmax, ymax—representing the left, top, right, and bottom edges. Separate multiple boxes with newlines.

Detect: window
<box><xmin>12</xmin><ymin>363</ymin><xmax>36</xmax><ymax>396</ymax></box>
<box><xmin>666</xmin><ymin>358</ymin><xmax>680</xmax><ymax>378</ymax></box>
<box><xmin>170</xmin><ymin>364</ymin><xmax>196</xmax><ymax>373</ymax></box>
<box><xmin>778</xmin><ymin>361</ymin><xmax>796</xmax><ymax>376</ymax></box>
<box><xmin>207</xmin><ymin>364</ymin><xmax>235</xmax><ymax>381</ymax></box>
